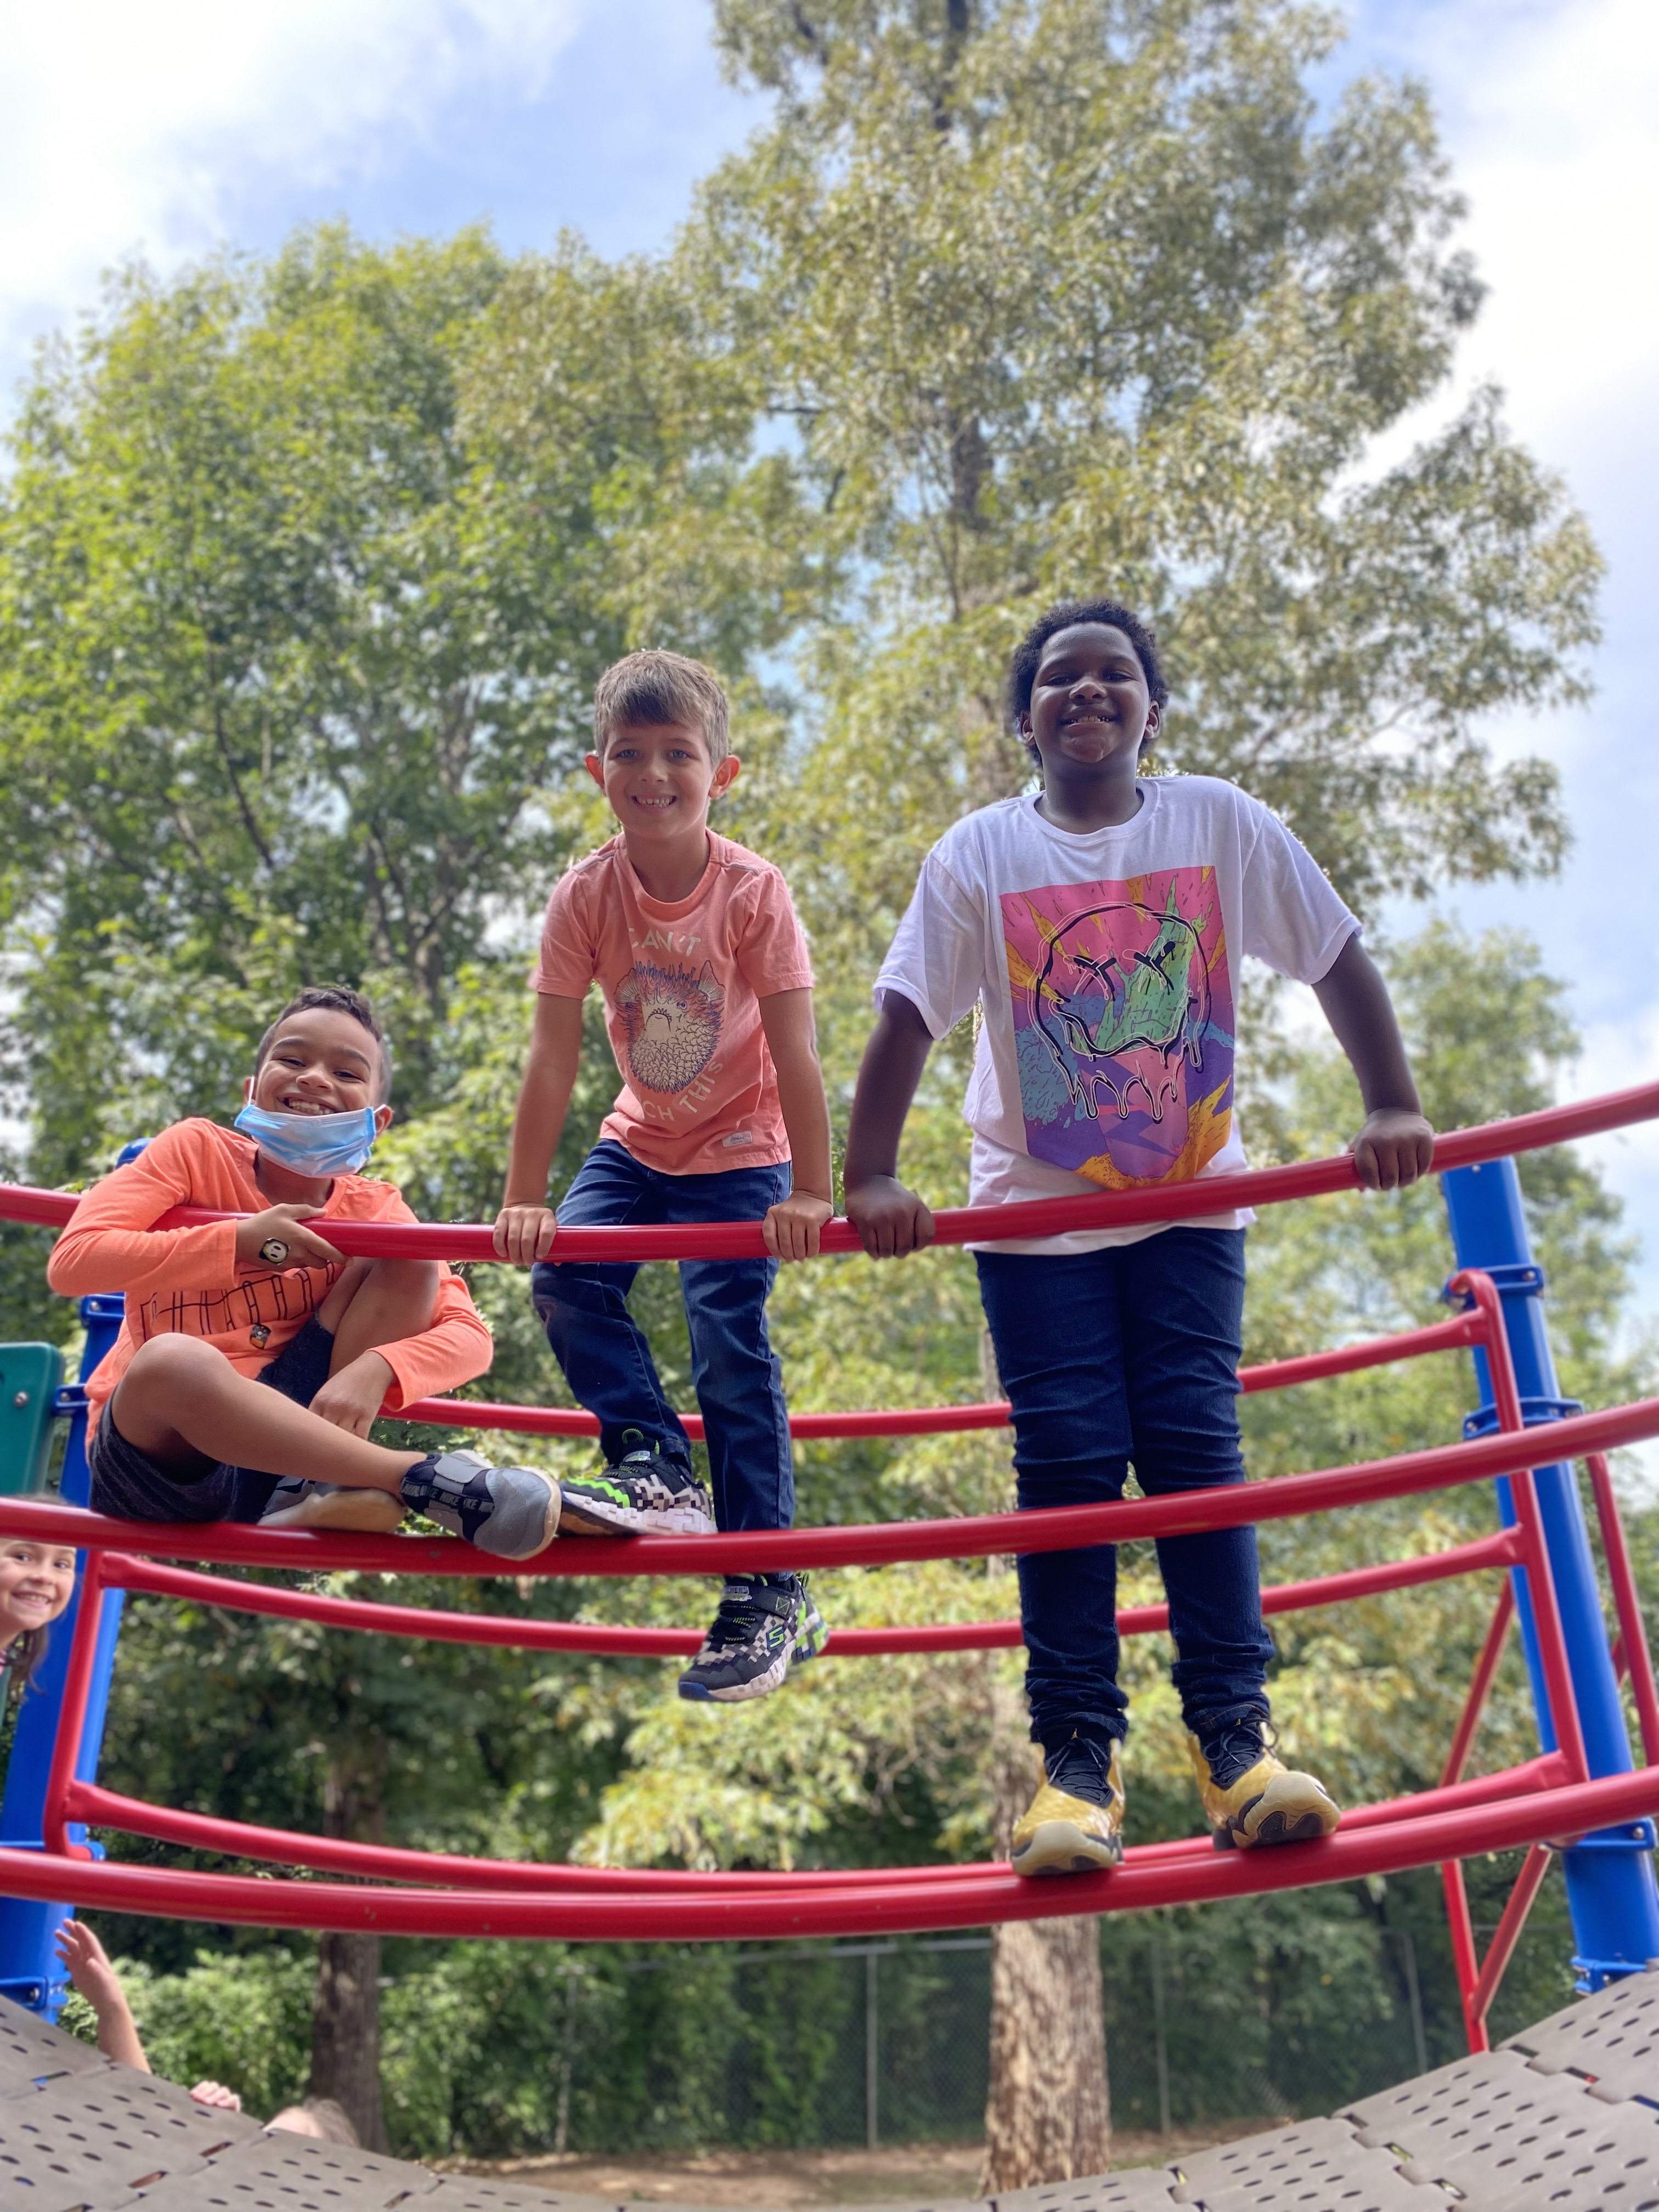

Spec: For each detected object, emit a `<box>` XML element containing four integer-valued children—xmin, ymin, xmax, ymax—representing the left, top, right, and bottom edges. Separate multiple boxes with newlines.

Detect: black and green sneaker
<box><xmin>559</xmin><ymin>1445</ymin><xmax>715</xmax><ymax>1537</ymax></box>
<box><xmin>678</xmin><ymin>1574</ymin><xmax>828</xmax><ymax>1702</ymax></box>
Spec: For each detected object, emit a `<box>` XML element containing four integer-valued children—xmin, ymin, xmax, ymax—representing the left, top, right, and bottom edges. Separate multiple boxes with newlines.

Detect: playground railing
<box><xmin>0</xmin><ymin>1085</ymin><xmax>1656</xmax><ymax>2043</ymax></box>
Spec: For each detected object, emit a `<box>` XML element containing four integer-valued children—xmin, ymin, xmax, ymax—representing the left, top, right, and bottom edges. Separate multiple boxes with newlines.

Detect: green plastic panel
<box><xmin>0</xmin><ymin>1345</ymin><xmax>66</xmax><ymax>1497</ymax></box>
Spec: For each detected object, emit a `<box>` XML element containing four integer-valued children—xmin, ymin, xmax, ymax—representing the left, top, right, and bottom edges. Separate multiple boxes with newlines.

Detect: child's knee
<box><xmin>122</xmin><ymin>1336</ymin><xmax>231</xmax><ymax>1398</ymax></box>
<box><xmin>372</xmin><ymin>1256</ymin><xmax>440</xmax><ymax>1298</ymax></box>
<box><xmin>363</xmin><ymin>1257</ymin><xmax>441</xmax><ymax>1324</ymax></box>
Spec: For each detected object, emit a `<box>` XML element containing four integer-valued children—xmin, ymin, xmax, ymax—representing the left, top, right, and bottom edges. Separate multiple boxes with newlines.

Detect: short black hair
<box><xmin>1007</xmin><ymin>600</ymin><xmax>1170</xmax><ymax>753</ymax></box>
<box><xmin>254</xmin><ymin>986</ymin><xmax>391</xmax><ymax>1101</ymax></box>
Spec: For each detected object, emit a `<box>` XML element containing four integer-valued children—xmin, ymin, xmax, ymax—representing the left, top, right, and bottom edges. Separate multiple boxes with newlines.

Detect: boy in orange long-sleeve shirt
<box><xmin>48</xmin><ymin>986</ymin><xmax>560</xmax><ymax>1560</ymax></box>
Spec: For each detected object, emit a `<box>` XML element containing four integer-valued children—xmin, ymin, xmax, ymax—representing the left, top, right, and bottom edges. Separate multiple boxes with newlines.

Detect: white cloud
<box><xmin>1352</xmin><ymin>0</ymin><xmax>1659</xmax><ymax>450</ymax></box>
<box><xmin>1434</xmin><ymin>0</ymin><xmax>1659</xmax><ymax>447</ymax></box>
<box><xmin>0</xmin><ymin>0</ymin><xmax>581</xmax><ymax>388</ymax></box>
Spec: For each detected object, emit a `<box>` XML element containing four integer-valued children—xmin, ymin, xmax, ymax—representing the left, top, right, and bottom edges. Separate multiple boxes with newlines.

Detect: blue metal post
<box><xmin>0</xmin><ymin>1294</ymin><xmax>128</xmax><ymax>2012</ymax></box>
<box><xmin>0</xmin><ymin>1135</ymin><xmax>153</xmax><ymax>2013</ymax></box>
<box><xmin>1443</xmin><ymin>1156</ymin><xmax>1659</xmax><ymax>1987</ymax></box>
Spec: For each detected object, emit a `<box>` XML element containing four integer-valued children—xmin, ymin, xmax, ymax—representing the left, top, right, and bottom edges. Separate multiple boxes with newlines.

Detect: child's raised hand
<box><xmin>763</xmin><ymin>1193</ymin><xmax>835</xmax><ymax>1264</ymax></box>
<box><xmin>54</xmin><ymin>1920</ymin><xmax>123</xmax><ymax>2010</ymax></box>
<box><xmin>235</xmin><ymin>1204</ymin><xmax>344</xmax><ymax>1273</ymax></box>
<box><xmin>844</xmin><ymin>1175</ymin><xmax>935</xmax><ymax>1260</ymax></box>
<box><xmin>493</xmin><ymin>1204</ymin><xmax>559</xmax><ymax>1265</ymax></box>
<box><xmin>1351</xmin><ymin>1108</ymin><xmax>1436</xmax><ymax>1192</ymax></box>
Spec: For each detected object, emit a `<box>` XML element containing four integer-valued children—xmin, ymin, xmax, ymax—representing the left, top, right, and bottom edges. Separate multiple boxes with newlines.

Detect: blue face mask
<box><xmin>234</xmin><ymin>1102</ymin><xmax>379</xmax><ymax>1178</ymax></box>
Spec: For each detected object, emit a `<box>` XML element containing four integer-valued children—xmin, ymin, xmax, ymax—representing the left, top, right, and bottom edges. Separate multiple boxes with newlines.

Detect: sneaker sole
<box><xmin>261</xmin><ymin>1489</ymin><xmax>407</xmax><ymax>1535</ymax></box>
<box><xmin>1214</xmin><ymin>1775</ymin><xmax>1341</xmax><ymax>1852</ymax></box>
<box><xmin>558</xmin><ymin>1494</ymin><xmax>716</xmax><ymax>1538</ymax></box>
<box><xmin>1009</xmin><ymin>1819</ymin><xmax>1123</xmax><ymax>1878</ymax></box>
<box><xmin>677</xmin><ymin>1609</ymin><xmax>829</xmax><ymax>1702</ymax></box>
<box><xmin>678</xmin><ymin>1644</ymin><xmax>794</xmax><ymax>1702</ymax></box>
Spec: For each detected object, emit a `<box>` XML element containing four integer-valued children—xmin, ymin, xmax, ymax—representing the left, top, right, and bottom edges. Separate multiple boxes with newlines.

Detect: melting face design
<box><xmin>1032</xmin><ymin>897</ymin><xmax>1209</xmax><ymax>1126</ymax></box>
<box><xmin>615</xmin><ymin>960</ymin><xmax>725</xmax><ymax>1093</ymax></box>
<box><xmin>1002</xmin><ymin>868</ymin><xmax>1233</xmax><ymax>1189</ymax></box>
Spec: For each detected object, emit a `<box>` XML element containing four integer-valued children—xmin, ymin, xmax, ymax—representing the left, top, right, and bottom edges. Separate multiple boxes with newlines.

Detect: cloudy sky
<box><xmin>3</xmin><ymin>0</ymin><xmax>1656</xmax><ymax>1318</ymax></box>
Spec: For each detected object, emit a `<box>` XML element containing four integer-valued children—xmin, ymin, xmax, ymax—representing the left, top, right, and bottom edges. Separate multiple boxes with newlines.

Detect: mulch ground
<box><xmin>447</xmin><ymin>2125</ymin><xmax>1277</xmax><ymax>2204</ymax></box>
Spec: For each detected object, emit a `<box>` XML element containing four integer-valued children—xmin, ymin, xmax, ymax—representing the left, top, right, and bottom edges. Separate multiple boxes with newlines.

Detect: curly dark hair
<box><xmin>254</xmin><ymin>986</ymin><xmax>392</xmax><ymax>1102</ymax></box>
<box><xmin>1006</xmin><ymin>599</ymin><xmax>1170</xmax><ymax>764</ymax></box>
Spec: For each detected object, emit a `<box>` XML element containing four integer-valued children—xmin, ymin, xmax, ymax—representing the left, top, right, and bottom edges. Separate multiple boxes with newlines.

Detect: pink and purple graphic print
<box><xmin>1000</xmin><ymin>867</ymin><xmax>1234</xmax><ymax>1189</ymax></box>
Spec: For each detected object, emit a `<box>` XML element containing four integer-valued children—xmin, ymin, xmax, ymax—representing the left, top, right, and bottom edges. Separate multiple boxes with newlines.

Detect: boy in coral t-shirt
<box><xmin>49</xmin><ymin>986</ymin><xmax>560</xmax><ymax>1560</ymax></box>
<box><xmin>494</xmin><ymin>651</ymin><xmax>834</xmax><ymax>1702</ymax></box>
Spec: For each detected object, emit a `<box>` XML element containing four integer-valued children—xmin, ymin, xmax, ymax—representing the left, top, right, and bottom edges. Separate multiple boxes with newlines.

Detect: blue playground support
<box><xmin>0</xmin><ymin>1294</ymin><xmax>128</xmax><ymax>2012</ymax></box>
<box><xmin>1443</xmin><ymin>1156</ymin><xmax>1659</xmax><ymax>1987</ymax></box>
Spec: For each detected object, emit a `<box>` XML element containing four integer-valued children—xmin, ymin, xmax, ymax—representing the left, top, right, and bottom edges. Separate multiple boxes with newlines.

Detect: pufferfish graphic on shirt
<box><xmin>1000</xmin><ymin>866</ymin><xmax>1234</xmax><ymax>1190</ymax></box>
<box><xmin>614</xmin><ymin>960</ymin><xmax>725</xmax><ymax>1093</ymax></box>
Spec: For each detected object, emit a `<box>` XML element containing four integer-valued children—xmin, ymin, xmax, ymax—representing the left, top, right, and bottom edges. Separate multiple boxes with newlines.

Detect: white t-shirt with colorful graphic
<box><xmin>874</xmin><ymin>779</ymin><xmax>1359</xmax><ymax>1252</ymax></box>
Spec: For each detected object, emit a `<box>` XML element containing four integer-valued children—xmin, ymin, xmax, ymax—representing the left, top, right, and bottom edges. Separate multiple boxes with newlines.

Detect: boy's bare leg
<box><xmin>107</xmin><ymin>1334</ymin><xmax>561</xmax><ymax>1557</ymax></box>
<box><xmin>317</xmin><ymin>1257</ymin><xmax>440</xmax><ymax>1378</ymax></box>
<box><xmin>261</xmin><ymin>1259</ymin><xmax>443</xmax><ymax>1528</ymax></box>
<box><xmin>111</xmin><ymin>1338</ymin><xmax>421</xmax><ymax>1496</ymax></box>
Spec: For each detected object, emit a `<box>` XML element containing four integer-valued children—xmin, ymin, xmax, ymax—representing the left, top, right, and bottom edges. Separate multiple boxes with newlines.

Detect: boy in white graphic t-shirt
<box><xmin>844</xmin><ymin>599</ymin><xmax>1435</xmax><ymax>1874</ymax></box>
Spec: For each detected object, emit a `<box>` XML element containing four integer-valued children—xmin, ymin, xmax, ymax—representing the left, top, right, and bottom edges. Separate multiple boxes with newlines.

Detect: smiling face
<box><xmin>1020</xmin><ymin>622</ymin><xmax>1161</xmax><ymax>777</ymax></box>
<box><xmin>0</xmin><ymin>1539</ymin><xmax>77</xmax><ymax>1647</ymax></box>
<box><xmin>246</xmin><ymin>1006</ymin><xmax>393</xmax><ymax>1133</ymax></box>
<box><xmin>585</xmin><ymin>720</ymin><xmax>741</xmax><ymax>849</ymax></box>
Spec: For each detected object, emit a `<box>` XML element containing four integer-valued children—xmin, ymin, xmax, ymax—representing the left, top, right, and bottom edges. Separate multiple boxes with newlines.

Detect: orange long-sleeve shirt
<box><xmin>48</xmin><ymin>1118</ymin><xmax>493</xmax><ymax>1418</ymax></box>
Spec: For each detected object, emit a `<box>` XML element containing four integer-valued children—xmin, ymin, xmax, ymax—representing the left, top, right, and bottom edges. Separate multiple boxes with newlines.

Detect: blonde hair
<box><xmin>592</xmin><ymin>651</ymin><xmax>731</xmax><ymax>765</ymax></box>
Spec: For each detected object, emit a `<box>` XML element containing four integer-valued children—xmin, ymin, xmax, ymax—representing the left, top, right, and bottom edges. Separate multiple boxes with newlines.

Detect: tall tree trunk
<box><xmin>308</xmin><ymin>1748</ymin><xmax>387</xmax><ymax>2151</ymax></box>
<box><xmin>980</xmin><ymin>1681</ymin><xmax>1112</xmax><ymax>2193</ymax></box>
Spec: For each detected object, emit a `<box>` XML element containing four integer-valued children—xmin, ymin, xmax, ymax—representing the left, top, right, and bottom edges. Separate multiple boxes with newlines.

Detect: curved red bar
<box><xmin>9</xmin><ymin>1765</ymin><xmax>1659</xmax><ymax>1940</ymax></box>
<box><xmin>393</xmin><ymin>1313</ymin><xmax>1487</xmax><ymax>1442</ymax></box>
<box><xmin>101</xmin><ymin>1528</ymin><xmax>1521</xmax><ymax>1658</ymax></box>
<box><xmin>10</xmin><ymin>1391</ymin><xmax>1659</xmax><ymax>1575</ymax></box>
<box><xmin>65</xmin><ymin>1743</ymin><xmax>1554</xmax><ymax>1897</ymax></box>
<box><xmin>10</xmin><ymin>1077</ymin><xmax>1659</xmax><ymax>1262</ymax></box>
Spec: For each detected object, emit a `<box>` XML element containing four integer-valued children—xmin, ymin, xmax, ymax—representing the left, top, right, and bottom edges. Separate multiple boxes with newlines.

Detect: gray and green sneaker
<box><xmin>678</xmin><ymin>1575</ymin><xmax>828</xmax><ymax>1702</ymax></box>
<box><xmin>559</xmin><ymin>1446</ymin><xmax>715</xmax><ymax>1537</ymax></box>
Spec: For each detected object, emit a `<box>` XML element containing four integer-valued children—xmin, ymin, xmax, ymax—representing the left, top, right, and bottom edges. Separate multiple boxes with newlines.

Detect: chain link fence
<box><xmin>538</xmin><ymin>1916</ymin><xmax>1443</xmax><ymax>2155</ymax></box>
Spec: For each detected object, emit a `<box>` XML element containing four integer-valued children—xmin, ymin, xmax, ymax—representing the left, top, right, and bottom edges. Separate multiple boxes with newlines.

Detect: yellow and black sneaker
<box><xmin>1187</xmin><ymin>1714</ymin><xmax>1340</xmax><ymax>1851</ymax></box>
<box><xmin>1009</xmin><ymin>1731</ymin><xmax>1125</xmax><ymax>1877</ymax></box>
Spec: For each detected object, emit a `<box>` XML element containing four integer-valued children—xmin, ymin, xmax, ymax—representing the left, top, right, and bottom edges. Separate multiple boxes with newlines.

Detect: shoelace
<box><xmin>1198</xmin><ymin>1714</ymin><xmax>1276</xmax><ymax>1790</ymax></box>
<box><xmin>1045</xmin><ymin>1731</ymin><xmax>1117</xmax><ymax>1804</ymax></box>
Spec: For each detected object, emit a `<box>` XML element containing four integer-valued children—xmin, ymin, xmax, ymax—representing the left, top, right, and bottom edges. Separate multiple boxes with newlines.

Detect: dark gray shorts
<box><xmin>87</xmin><ymin>1318</ymin><xmax>336</xmax><ymax>1526</ymax></box>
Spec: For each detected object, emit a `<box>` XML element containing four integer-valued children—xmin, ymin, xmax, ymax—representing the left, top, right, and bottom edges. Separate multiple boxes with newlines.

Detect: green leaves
<box><xmin>0</xmin><ymin>228</ymin><xmax>812</xmax><ymax>1177</ymax></box>
<box><xmin>694</xmin><ymin>0</ymin><xmax>1599</xmax><ymax>920</ymax></box>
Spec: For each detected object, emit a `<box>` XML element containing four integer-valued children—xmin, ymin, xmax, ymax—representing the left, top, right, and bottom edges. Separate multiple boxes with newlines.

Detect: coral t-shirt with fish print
<box><xmin>533</xmin><ymin>832</ymin><xmax>815</xmax><ymax>1176</ymax></box>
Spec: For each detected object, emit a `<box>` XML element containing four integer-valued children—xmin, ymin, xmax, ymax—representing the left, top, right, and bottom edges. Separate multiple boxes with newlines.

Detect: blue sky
<box><xmin>3</xmin><ymin>0</ymin><xmax>1656</xmax><ymax>1319</ymax></box>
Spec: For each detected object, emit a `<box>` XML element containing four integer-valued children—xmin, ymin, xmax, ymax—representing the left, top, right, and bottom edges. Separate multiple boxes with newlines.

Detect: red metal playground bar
<box><xmin>0</xmin><ymin>1085</ymin><xmax>1657</xmax><ymax>2051</ymax></box>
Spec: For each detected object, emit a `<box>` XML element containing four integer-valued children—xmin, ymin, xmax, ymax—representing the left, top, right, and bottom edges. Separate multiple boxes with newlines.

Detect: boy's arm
<box><xmin>757</xmin><ymin>989</ymin><xmax>834</xmax><ymax>1263</ymax></box>
<box><xmin>47</xmin><ymin>1124</ymin><xmax>345</xmax><ymax>1299</ymax></box>
<box><xmin>494</xmin><ymin>993</ymin><xmax>585</xmax><ymax>1264</ymax></box>
<box><xmin>357</xmin><ymin>1271</ymin><xmax>496</xmax><ymax>1419</ymax></box>
<box><xmin>843</xmin><ymin>991</ymin><xmax>937</xmax><ymax>1258</ymax></box>
<box><xmin>1312</xmin><ymin>935</ymin><xmax>1436</xmax><ymax>1189</ymax></box>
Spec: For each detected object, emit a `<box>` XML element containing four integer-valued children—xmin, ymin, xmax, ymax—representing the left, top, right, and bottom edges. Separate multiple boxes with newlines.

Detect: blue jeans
<box><xmin>532</xmin><ymin>1141</ymin><xmax>793</xmax><ymax>1532</ymax></box>
<box><xmin>975</xmin><ymin>1228</ymin><xmax>1273</xmax><ymax>1750</ymax></box>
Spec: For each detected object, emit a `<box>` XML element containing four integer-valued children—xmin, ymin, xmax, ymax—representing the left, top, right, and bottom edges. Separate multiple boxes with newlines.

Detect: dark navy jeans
<box><xmin>532</xmin><ymin>1141</ymin><xmax>793</xmax><ymax>1533</ymax></box>
<box><xmin>975</xmin><ymin>1227</ymin><xmax>1273</xmax><ymax>1751</ymax></box>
